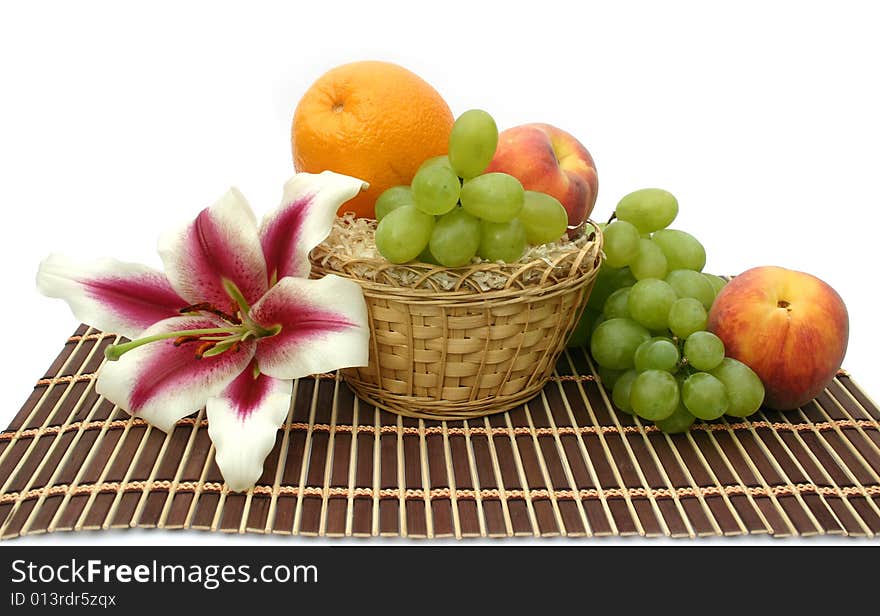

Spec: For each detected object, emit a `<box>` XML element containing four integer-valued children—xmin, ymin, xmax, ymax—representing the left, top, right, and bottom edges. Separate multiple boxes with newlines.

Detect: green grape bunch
<box><xmin>374</xmin><ymin>109</ymin><xmax>571</xmax><ymax>266</ymax></box>
<box><xmin>575</xmin><ymin>188</ymin><xmax>765</xmax><ymax>433</ymax></box>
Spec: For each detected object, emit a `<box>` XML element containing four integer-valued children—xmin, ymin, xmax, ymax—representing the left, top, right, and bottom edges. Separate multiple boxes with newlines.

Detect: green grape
<box><xmin>630</xmin><ymin>238</ymin><xmax>668</xmax><ymax>280</ymax></box>
<box><xmin>518</xmin><ymin>191</ymin><xmax>568</xmax><ymax>245</ymax></box>
<box><xmin>590</xmin><ymin>317</ymin><xmax>651</xmax><ymax>370</ymax></box>
<box><xmin>710</xmin><ymin>358</ymin><xmax>765</xmax><ymax>417</ymax></box>
<box><xmin>586</xmin><ymin>266</ymin><xmax>636</xmax><ymax>312</ymax></box>
<box><xmin>419</xmin><ymin>155</ymin><xmax>454</xmax><ymax>171</ymax></box>
<box><xmin>612</xmin><ymin>370</ymin><xmax>639</xmax><ymax>414</ymax></box>
<box><xmin>412</xmin><ymin>160</ymin><xmax>460</xmax><ymax>216</ymax></box>
<box><xmin>478</xmin><ymin>219</ymin><xmax>526</xmax><ymax>262</ymax></box>
<box><xmin>375</xmin><ymin>185</ymin><xmax>415</xmax><ymax>221</ymax></box>
<box><xmin>374</xmin><ymin>206</ymin><xmax>435</xmax><ymax>264</ymax></box>
<box><xmin>597</xmin><ymin>366</ymin><xmax>626</xmax><ymax>391</ymax></box>
<box><xmin>652</xmin><ymin>229</ymin><xmax>707</xmax><ymax>271</ymax></box>
<box><xmin>429</xmin><ymin>208</ymin><xmax>481</xmax><ymax>267</ymax></box>
<box><xmin>655</xmin><ymin>401</ymin><xmax>696</xmax><ymax>434</ymax></box>
<box><xmin>704</xmin><ymin>273</ymin><xmax>727</xmax><ymax>296</ymax></box>
<box><xmin>590</xmin><ymin>312</ymin><xmax>606</xmax><ymax>335</ymax></box>
<box><xmin>603</xmin><ymin>287</ymin><xmax>632</xmax><ymax>319</ymax></box>
<box><xmin>627</xmin><ymin>278</ymin><xmax>678</xmax><ymax>330</ymax></box>
<box><xmin>460</xmin><ymin>172</ymin><xmax>525</xmax><ymax>223</ymax></box>
<box><xmin>665</xmin><ymin>269</ymin><xmax>715</xmax><ymax>310</ymax></box>
<box><xmin>683</xmin><ymin>331</ymin><xmax>725</xmax><ymax>371</ymax></box>
<box><xmin>603</xmin><ymin>220</ymin><xmax>641</xmax><ymax>268</ymax></box>
<box><xmin>682</xmin><ymin>372</ymin><xmax>729</xmax><ymax>420</ymax></box>
<box><xmin>630</xmin><ymin>370</ymin><xmax>679</xmax><ymax>421</ymax></box>
<box><xmin>448</xmin><ymin>109</ymin><xmax>498</xmax><ymax>179</ymax></box>
<box><xmin>667</xmin><ymin>297</ymin><xmax>708</xmax><ymax>339</ymax></box>
<box><xmin>567</xmin><ymin>308</ymin><xmax>601</xmax><ymax>348</ymax></box>
<box><xmin>615</xmin><ymin>188</ymin><xmax>679</xmax><ymax>233</ymax></box>
<box><xmin>633</xmin><ymin>338</ymin><xmax>680</xmax><ymax>373</ymax></box>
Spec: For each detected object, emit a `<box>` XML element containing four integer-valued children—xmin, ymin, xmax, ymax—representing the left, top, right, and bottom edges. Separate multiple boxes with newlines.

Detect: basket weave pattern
<box><xmin>310</xmin><ymin>219</ymin><xmax>603</xmax><ymax>420</ymax></box>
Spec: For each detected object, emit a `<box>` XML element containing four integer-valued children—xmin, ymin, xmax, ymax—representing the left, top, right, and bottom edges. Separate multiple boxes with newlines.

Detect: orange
<box><xmin>292</xmin><ymin>61</ymin><xmax>454</xmax><ymax>219</ymax></box>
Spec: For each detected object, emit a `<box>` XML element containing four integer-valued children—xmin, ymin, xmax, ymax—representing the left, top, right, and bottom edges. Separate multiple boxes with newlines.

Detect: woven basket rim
<box><xmin>311</xmin><ymin>217</ymin><xmax>604</xmax><ymax>298</ymax></box>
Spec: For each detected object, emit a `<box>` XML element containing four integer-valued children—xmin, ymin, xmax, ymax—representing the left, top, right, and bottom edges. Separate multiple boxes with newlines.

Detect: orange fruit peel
<box><xmin>292</xmin><ymin>61</ymin><xmax>453</xmax><ymax>219</ymax></box>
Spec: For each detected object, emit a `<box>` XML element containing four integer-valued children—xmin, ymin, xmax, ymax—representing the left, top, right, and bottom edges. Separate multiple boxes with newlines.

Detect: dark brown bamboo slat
<box><xmin>1</xmin><ymin>327</ymin><xmax>879</xmax><ymax>540</ymax></box>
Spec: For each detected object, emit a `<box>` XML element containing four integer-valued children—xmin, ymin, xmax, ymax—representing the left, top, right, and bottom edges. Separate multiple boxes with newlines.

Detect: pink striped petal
<box><xmin>249</xmin><ymin>275</ymin><xmax>369</xmax><ymax>380</ymax></box>
<box><xmin>96</xmin><ymin>315</ymin><xmax>256</xmax><ymax>432</ymax></box>
<box><xmin>37</xmin><ymin>254</ymin><xmax>186</xmax><ymax>339</ymax></box>
<box><xmin>260</xmin><ymin>171</ymin><xmax>367</xmax><ymax>282</ymax></box>
<box><xmin>159</xmin><ymin>187</ymin><xmax>269</xmax><ymax>310</ymax></box>
<box><xmin>207</xmin><ymin>366</ymin><xmax>292</xmax><ymax>492</ymax></box>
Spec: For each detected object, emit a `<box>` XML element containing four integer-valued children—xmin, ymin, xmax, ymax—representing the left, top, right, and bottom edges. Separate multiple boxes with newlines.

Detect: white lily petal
<box><xmin>260</xmin><ymin>171</ymin><xmax>368</xmax><ymax>282</ymax></box>
<box><xmin>207</xmin><ymin>368</ymin><xmax>292</xmax><ymax>492</ymax></box>
<box><xmin>96</xmin><ymin>315</ymin><xmax>256</xmax><ymax>432</ymax></box>
<box><xmin>36</xmin><ymin>254</ymin><xmax>186</xmax><ymax>339</ymax></box>
<box><xmin>158</xmin><ymin>187</ymin><xmax>269</xmax><ymax>309</ymax></box>
<box><xmin>249</xmin><ymin>275</ymin><xmax>370</xmax><ymax>380</ymax></box>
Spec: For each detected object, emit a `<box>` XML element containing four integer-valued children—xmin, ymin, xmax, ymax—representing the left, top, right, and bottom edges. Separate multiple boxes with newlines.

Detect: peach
<box><xmin>486</xmin><ymin>123</ymin><xmax>598</xmax><ymax>235</ymax></box>
<box><xmin>707</xmin><ymin>266</ymin><xmax>849</xmax><ymax>410</ymax></box>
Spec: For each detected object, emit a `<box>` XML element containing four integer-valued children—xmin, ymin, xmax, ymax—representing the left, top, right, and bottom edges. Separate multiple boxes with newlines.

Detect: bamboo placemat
<box><xmin>1</xmin><ymin>325</ymin><xmax>879</xmax><ymax>540</ymax></box>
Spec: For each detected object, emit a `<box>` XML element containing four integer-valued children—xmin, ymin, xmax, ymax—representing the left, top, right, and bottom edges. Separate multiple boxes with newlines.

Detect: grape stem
<box><xmin>674</xmin><ymin>336</ymin><xmax>694</xmax><ymax>375</ymax></box>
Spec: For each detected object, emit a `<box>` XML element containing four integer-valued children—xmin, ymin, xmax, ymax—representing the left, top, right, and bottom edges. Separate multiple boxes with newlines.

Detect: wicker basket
<box><xmin>310</xmin><ymin>217</ymin><xmax>603</xmax><ymax>420</ymax></box>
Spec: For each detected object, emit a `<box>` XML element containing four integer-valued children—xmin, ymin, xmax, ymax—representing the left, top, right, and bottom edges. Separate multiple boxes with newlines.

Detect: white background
<box><xmin>1</xmin><ymin>1</ymin><xmax>878</xmax><ymax>546</ymax></box>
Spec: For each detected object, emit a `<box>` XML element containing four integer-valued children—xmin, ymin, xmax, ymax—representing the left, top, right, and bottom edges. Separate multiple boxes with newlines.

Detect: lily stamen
<box><xmin>201</xmin><ymin>337</ymin><xmax>244</xmax><ymax>359</ymax></box>
<box><xmin>173</xmin><ymin>334</ymin><xmax>203</xmax><ymax>346</ymax></box>
<box><xmin>105</xmin><ymin>326</ymin><xmax>244</xmax><ymax>361</ymax></box>
<box><xmin>194</xmin><ymin>341</ymin><xmax>218</xmax><ymax>359</ymax></box>
<box><xmin>222</xmin><ymin>279</ymin><xmax>251</xmax><ymax>317</ymax></box>
<box><xmin>180</xmin><ymin>302</ymin><xmax>242</xmax><ymax>325</ymax></box>
<box><xmin>105</xmin><ymin>320</ymin><xmax>280</xmax><ymax>362</ymax></box>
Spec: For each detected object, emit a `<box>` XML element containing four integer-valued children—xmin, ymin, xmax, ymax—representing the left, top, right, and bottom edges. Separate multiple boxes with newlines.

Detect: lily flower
<box><xmin>37</xmin><ymin>172</ymin><xmax>370</xmax><ymax>491</ymax></box>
